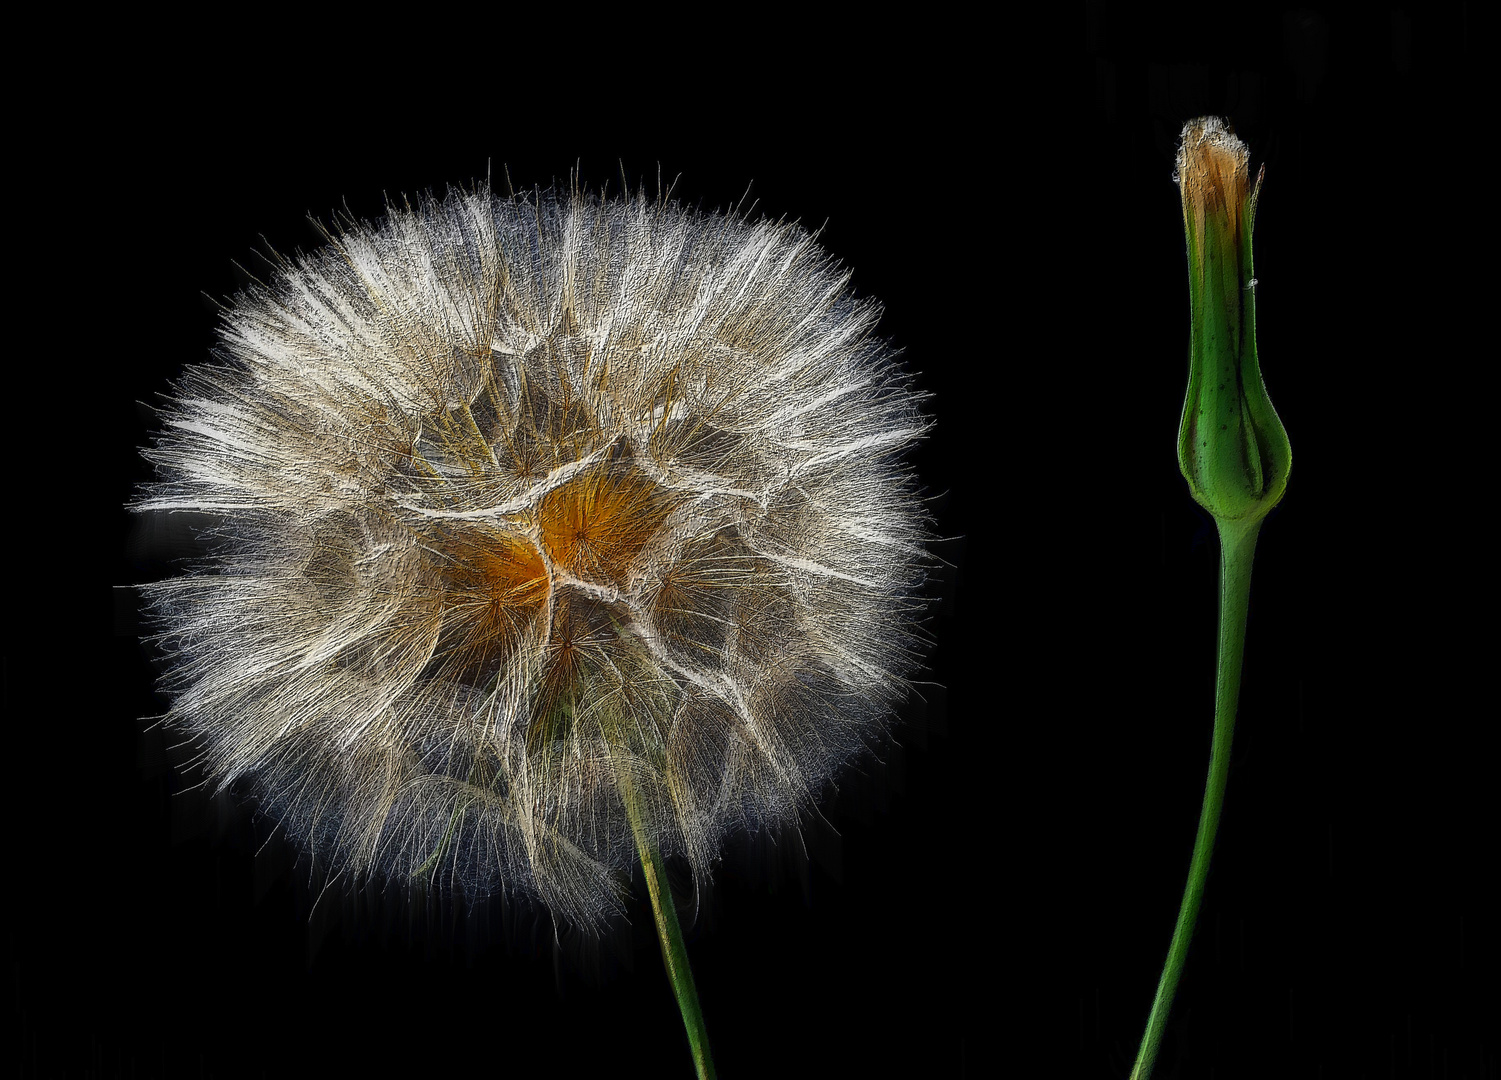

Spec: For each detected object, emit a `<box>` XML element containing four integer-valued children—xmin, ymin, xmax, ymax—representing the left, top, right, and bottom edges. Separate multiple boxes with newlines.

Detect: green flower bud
<box><xmin>1175</xmin><ymin>117</ymin><xmax>1291</xmax><ymax>525</ymax></box>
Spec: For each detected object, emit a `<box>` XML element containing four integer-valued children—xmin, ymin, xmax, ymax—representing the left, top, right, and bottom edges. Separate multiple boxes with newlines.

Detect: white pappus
<box><xmin>134</xmin><ymin>181</ymin><xmax>933</xmax><ymax>933</ymax></box>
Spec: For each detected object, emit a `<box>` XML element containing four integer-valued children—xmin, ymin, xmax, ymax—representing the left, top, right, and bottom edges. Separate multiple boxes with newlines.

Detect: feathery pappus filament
<box><xmin>135</xmin><ymin>183</ymin><xmax>932</xmax><ymax>932</ymax></box>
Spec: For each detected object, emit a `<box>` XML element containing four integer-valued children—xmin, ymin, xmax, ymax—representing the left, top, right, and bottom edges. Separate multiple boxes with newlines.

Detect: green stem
<box><xmin>623</xmin><ymin>780</ymin><xmax>716</xmax><ymax>1080</ymax></box>
<box><xmin>1130</xmin><ymin>516</ymin><xmax>1261</xmax><ymax>1080</ymax></box>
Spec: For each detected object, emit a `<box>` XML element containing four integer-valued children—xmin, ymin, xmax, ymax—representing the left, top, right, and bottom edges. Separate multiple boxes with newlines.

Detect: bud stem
<box><xmin>623</xmin><ymin>778</ymin><xmax>717</xmax><ymax>1080</ymax></box>
<box><xmin>1130</xmin><ymin>515</ymin><xmax>1261</xmax><ymax>1080</ymax></box>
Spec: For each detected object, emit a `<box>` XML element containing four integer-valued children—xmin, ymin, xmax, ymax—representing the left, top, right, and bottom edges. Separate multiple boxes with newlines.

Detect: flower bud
<box><xmin>1175</xmin><ymin>117</ymin><xmax>1291</xmax><ymax>525</ymax></box>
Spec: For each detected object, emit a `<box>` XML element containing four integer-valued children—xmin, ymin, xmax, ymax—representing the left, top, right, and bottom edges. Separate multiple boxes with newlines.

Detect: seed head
<box><xmin>135</xmin><ymin>184</ymin><xmax>932</xmax><ymax>930</ymax></box>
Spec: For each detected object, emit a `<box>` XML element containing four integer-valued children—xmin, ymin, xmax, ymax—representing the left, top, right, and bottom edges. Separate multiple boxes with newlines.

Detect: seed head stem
<box><xmin>623</xmin><ymin>773</ymin><xmax>716</xmax><ymax>1079</ymax></box>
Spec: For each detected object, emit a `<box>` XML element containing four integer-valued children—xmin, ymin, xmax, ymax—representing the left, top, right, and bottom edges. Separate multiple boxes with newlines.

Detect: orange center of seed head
<box><xmin>424</xmin><ymin>462</ymin><xmax>674</xmax><ymax>689</ymax></box>
<box><xmin>538</xmin><ymin>464</ymin><xmax>674</xmax><ymax>589</ymax></box>
<box><xmin>1177</xmin><ymin>117</ymin><xmax>1251</xmax><ymax>247</ymax></box>
<box><xmin>434</xmin><ymin>526</ymin><xmax>550</xmax><ymax>682</ymax></box>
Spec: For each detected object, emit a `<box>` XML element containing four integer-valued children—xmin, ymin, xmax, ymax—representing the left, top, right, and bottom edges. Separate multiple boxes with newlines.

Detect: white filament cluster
<box><xmin>137</xmin><ymin>185</ymin><xmax>931</xmax><ymax>929</ymax></box>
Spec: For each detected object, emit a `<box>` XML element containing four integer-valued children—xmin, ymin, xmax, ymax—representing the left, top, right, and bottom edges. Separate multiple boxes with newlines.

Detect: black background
<box><xmin>10</xmin><ymin>4</ymin><xmax>1488</xmax><ymax>1078</ymax></box>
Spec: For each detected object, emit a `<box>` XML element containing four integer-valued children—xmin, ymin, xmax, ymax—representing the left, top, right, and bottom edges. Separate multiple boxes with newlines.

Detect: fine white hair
<box><xmin>135</xmin><ymin>183</ymin><xmax>931</xmax><ymax>931</ymax></box>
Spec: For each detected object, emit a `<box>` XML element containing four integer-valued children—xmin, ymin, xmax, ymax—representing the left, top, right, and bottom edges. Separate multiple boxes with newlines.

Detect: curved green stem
<box><xmin>623</xmin><ymin>783</ymin><xmax>716</xmax><ymax>1080</ymax></box>
<box><xmin>1131</xmin><ymin>516</ymin><xmax>1261</xmax><ymax>1080</ymax></box>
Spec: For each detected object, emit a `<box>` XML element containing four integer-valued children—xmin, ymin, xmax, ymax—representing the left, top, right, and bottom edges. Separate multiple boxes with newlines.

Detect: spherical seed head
<box><xmin>136</xmin><ymin>185</ymin><xmax>932</xmax><ymax>930</ymax></box>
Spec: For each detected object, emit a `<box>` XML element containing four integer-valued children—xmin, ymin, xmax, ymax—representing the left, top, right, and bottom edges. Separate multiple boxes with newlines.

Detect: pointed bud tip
<box><xmin>1176</xmin><ymin>117</ymin><xmax>1251</xmax><ymax>220</ymax></box>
